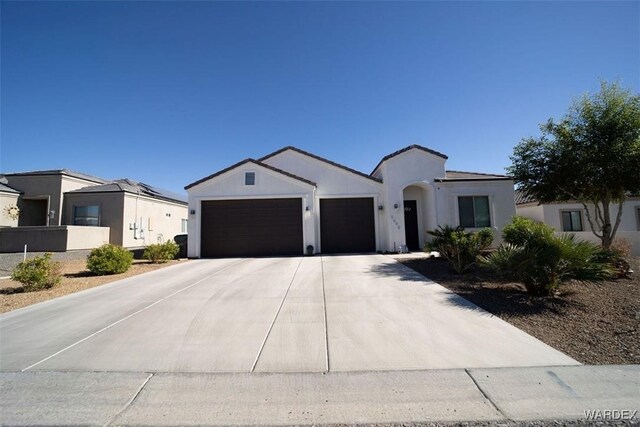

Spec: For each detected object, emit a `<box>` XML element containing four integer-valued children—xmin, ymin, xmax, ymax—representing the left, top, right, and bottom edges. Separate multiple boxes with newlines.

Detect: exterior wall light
<box><xmin>305</xmin><ymin>206</ymin><xmax>310</xmax><ymax>211</ymax></box>
<box><xmin>393</xmin><ymin>203</ymin><xmax>399</xmax><ymax>209</ymax></box>
<box><xmin>378</xmin><ymin>205</ymin><xmax>384</xmax><ymax>211</ymax></box>
<box><xmin>189</xmin><ymin>209</ymin><xmax>196</xmax><ymax>215</ymax></box>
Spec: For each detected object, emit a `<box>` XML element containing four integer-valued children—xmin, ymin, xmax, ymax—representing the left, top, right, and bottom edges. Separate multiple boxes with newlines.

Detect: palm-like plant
<box><xmin>480</xmin><ymin>233</ymin><xmax>613</xmax><ymax>296</ymax></box>
<box><xmin>427</xmin><ymin>226</ymin><xmax>494</xmax><ymax>274</ymax></box>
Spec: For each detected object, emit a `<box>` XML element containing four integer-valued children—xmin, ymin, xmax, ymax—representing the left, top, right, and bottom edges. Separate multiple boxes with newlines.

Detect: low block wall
<box><xmin>0</xmin><ymin>226</ymin><xmax>110</xmax><ymax>252</ymax></box>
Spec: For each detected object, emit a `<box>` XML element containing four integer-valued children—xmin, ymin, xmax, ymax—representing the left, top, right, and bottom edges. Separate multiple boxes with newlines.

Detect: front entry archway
<box><xmin>403</xmin><ymin>200</ymin><xmax>420</xmax><ymax>250</ymax></box>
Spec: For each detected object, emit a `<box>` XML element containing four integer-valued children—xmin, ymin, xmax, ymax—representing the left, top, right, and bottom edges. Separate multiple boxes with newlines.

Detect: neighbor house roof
<box><xmin>370</xmin><ymin>144</ymin><xmax>449</xmax><ymax>175</ymax></box>
<box><xmin>515</xmin><ymin>190</ymin><xmax>538</xmax><ymax>205</ymax></box>
<box><xmin>0</xmin><ymin>182</ymin><xmax>20</xmax><ymax>194</ymax></box>
<box><xmin>184</xmin><ymin>158</ymin><xmax>317</xmax><ymax>190</ymax></box>
<box><xmin>259</xmin><ymin>146</ymin><xmax>383</xmax><ymax>184</ymax></box>
<box><xmin>69</xmin><ymin>179</ymin><xmax>187</xmax><ymax>205</ymax></box>
<box><xmin>434</xmin><ymin>170</ymin><xmax>512</xmax><ymax>182</ymax></box>
<box><xmin>4</xmin><ymin>169</ymin><xmax>107</xmax><ymax>184</ymax></box>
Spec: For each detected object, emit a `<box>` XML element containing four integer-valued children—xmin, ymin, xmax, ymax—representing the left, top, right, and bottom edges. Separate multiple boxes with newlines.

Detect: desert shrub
<box><xmin>481</xmin><ymin>232</ymin><xmax>613</xmax><ymax>296</ymax></box>
<box><xmin>143</xmin><ymin>240</ymin><xmax>180</xmax><ymax>263</ymax></box>
<box><xmin>502</xmin><ymin>216</ymin><xmax>555</xmax><ymax>247</ymax></box>
<box><xmin>592</xmin><ymin>248</ymin><xmax>631</xmax><ymax>279</ymax></box>
<box><xmin>87</xmin><ymin>244</ymin><xmax>133</xmax><ymax>275</ymax></box>
<box><xmin>11</xmin><ymin>253</ymin><xmax>61</xmax><ymax>291</ymax></box>
<box><xmin>610</xmin><ymin>238</ymin><xmax>632</xmax><ymax>258</ymax></box>
<box><xmin>427</xmin><ymin>225</ymin><xmax>494</xmax><ymax>274</ymax></box>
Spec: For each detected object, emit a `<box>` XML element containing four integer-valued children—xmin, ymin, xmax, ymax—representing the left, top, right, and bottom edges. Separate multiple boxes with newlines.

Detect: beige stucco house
<box><xmin>0</xmin><ymin>182</ymin><xmax>20</xmax><ymax>227</ymax></box>
<box><xmin>515</xmin><ymin>191</ymin><xmax>640</xmax><ymax>256</ymax></box>
<box><xmin>0</xmin><ymin>170</ymin><xmax>188</xmax><ymax>252</ymax></box>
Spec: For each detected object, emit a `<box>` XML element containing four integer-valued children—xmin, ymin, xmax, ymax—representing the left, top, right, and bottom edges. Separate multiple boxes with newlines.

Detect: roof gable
<box><xmin>259</xmin><ymin>146</ymin><xmax>382</xmax><ymax>184</ymax></box>
<box><xmin>371</xmin><ymin>144</ymin><xmax>448</xmax><ymax>175</ymax></box>
<box><xmin>184</xmin><ymin>158</ymin><xmax>317</xmax><ymax>190</ymax></box>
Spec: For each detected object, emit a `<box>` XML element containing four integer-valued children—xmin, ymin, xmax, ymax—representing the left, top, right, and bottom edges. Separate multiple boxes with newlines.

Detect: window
<box><xmin>181</xmin><ymin>219</ymin><xmax>188</xmax><ymax>233</ymax></box>
<box><xmin>245</xmin><ymin>172</ymin><xmax>256</xmax><ymax>186</ymax></box>
<box><xmin>73</xmin><ymin>205</ymin><xmax>100</xmax><ymax>226</ymax></box>
<box><xmin>458</xmin><ymin>196</ymin><xmax>491</xmax><ymax>228</ymax></box>
<box><xmin>561</xmin><ymin>210</ymin><xmax>583</xmax><ymax>231</ymax></box>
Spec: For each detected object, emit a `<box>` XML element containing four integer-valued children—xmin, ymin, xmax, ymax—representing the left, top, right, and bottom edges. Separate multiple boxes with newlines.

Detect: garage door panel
<box><xmin>320</xmin><ymin>198</ymin><xmax>375</xmax><ymax>254</ymax></box>
<box><xmin>201</xmin><ymin>198</ymin><xmax>303</xmax><ymax>257</ymax></box>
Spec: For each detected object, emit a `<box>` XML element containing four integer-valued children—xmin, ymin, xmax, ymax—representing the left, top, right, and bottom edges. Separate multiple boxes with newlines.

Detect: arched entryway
<box><xmin>402</xmin><ymin>183</ymin><xmax>436</xmax><ymax>251</ymax></box>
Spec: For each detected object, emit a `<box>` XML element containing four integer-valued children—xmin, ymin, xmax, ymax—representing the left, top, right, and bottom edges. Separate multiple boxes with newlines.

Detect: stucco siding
<box><xmin>122</xmin><ymin>194</ymin><xmax>188</xmax><ymax>248</ymax></box>
<box><xmin>187</xmin><ymin>162</ymin><xmax>315</xmax><ymax>258</ymax></box>
<box><xmin>517</xmin><ymin>199</ymin><xmax>640</xmax><ymax>255</ymax></box>
<box><xmin>262</xmin><ymin>150</ymin><xmax>381</xmax><ymax>196</ymax></box>
<box><xmin>63</xmin><ymin>192</ymin><xmax>125</xmax><ymax>245</ymax></box>
<box><xmin>0</xmin><ymin>193</ymin><xmax>20</xmax><ymax>227</ymax></box>
<box><xmin>436</xmin><ymin>180</ymin><xmax>516</xmax><ymax>246</ymax></box>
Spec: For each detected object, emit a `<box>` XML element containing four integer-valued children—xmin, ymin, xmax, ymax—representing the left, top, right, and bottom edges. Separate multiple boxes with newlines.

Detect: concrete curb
<box><xmin>2</xmin><ymin>365</ymin><xmax>638</xmax><ymax>426</ymax></box>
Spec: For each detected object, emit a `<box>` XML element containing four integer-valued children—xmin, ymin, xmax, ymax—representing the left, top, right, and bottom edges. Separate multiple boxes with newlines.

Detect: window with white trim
<box><xmin>458</xmin><ymin>196</ymin><xmax>491</xmax><ymax>228</ymax></box>
<box><xmin>181</xmin><ymin>219</ymin><xmax>188</xmax><ymax>233</ymax></box>
<box><xmin>244</xmin><ymin>172</ymin><xmax>256</xmax><ymax>186</ymax></box>
<box><xmin>561</xmin><ymin>210</ymin><xmax>583</xmax><ymax>232</ymax></box>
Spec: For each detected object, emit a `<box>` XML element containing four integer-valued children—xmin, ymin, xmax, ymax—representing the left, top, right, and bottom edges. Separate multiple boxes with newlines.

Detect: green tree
<box><xmin>508</xmin><ymin>81</ymin><xmax>640</xmax><ymax>248</ymax></box>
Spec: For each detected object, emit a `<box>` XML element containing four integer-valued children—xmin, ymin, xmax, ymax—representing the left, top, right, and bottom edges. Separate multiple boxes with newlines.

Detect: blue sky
<box><xmin>1</xmin><ymin>1</ymin><xmax>638</xmax><ymax>193</ymax></box>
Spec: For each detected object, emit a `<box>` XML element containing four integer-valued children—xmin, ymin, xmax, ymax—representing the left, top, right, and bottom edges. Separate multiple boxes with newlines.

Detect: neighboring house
<box><xmin>64</xmin><ymin>179</ymin><xmax>189</xmax><ymax>247</ymax></box>
<box><xmin>0</xmin><ymin>170</ymin><xmax>188</xmax><ymax>252</ymax></box>
<box><xmin>515</xmin><ymin>191</ymin><xmax>640</xmax><ymax>256</ymax></box>
<box><xmin>185</xmin><ymin>145</ymin><xmax>516</xmax><ymax>258</ymax></box>
<box><xmin>0</xmin><ymin>182</ymin><xmax>20</xmax><ymax>227</ymax></box>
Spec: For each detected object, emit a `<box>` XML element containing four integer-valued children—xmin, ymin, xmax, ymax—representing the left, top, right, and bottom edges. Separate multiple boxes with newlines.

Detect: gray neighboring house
<box><xmin>0</xmin><ymin>170</ymin><xmax>188</xmax><ymax>252</ymax></box>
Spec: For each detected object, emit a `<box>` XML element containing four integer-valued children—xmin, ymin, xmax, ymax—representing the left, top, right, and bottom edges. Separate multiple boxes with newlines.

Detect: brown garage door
<box><xmin>320</xmin><ymin>198</ymin><xmax>376</xmax><ymax>253</ymax></box>
<box><xmin>201</xmin><ymin>198</ymin><xmax>303</xmax><ymax>257</ymax></box>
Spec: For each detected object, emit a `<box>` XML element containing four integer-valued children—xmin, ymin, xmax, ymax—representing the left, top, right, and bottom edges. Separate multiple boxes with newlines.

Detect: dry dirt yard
<box><xmin>400</xmin><ymin>256</ymin><xmax>640</xmax><ymax>365</ymax></box>
<box><xmin>0</xmin><ymin>259</ymin><xmax>185</xmax><ymax>314</ymax></box>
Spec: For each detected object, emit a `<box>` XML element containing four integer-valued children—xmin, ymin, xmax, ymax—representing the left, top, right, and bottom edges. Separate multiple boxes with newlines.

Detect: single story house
<box><xmin>185</xmin><ymin>145</ymin><xmax>516</xmax><ymax>258</ymax></box>
<box><xmin>0</xmin><ymin>170</ymin><xmax>188</xmax><ymax>252</ymax></box>
<box><xmin>515</xmin><ymin>191</ymin><xmax>640</xmax><ymax>256</ymax></box>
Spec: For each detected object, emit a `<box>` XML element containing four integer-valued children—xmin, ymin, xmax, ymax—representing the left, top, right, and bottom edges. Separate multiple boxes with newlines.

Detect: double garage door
<box><xmin>200</xmin><ymin>197</ymin><xmax>375</xmax><ymax>257</ymax></box>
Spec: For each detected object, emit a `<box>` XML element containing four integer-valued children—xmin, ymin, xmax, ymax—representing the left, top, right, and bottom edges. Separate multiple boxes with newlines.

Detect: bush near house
<box><xmin>87</xmin><ymin>244</ymin><xmax>133</xmax><ymax>275</ymax></box>
<box><xmin>11</xmin><ymin>253</ymin><xmax>62</xmax><ymax>292</ymax></box>
<box><xmin>426</xmin><ymin>225</ymin><xmax>493</xmax><ymax>274</ymax></box>
<box><xmin>480</xmin><ymin>217</ymin><xmax>615</xmax><ymax>296</ymax></box>
<box><xmin>143</xmin><ymin>240</ymin><xmax>180</xmax><ymax>263</ymax></box>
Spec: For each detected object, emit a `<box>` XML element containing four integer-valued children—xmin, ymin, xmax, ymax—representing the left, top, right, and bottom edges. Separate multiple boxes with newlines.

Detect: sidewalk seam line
<box><xmin>21</xmin><ymin>259</ymin><xmax>247</xmax><ymax>371</ymax></box>
<box><xmin>321</xmin><ymin>255</ymin><xmax>330</xmax><ymax>373</ymax></box>
<box><xmin>465</xmin><ymin>369</ymin><xmax>511</xmax><ymax>421</ymax></box>
<box><xmin>250</xmin><ymin>257</ymin><xmax>303</xmax><ymax>373</ymax></box>
<box><xmin>103</xmin><ymin>372</ymin><xmax>154</xmax><ymax>427</ymax></box>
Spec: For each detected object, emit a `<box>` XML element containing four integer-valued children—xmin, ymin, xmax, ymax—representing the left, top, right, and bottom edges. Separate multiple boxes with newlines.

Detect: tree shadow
<box><xmin>0</xmin><ymin>285</ymin><xmax>26</xmax><ymax>295</ymax></box>
<box><xmin>368</xmin><ymin>260</ymin><xmax>439</xmax><ymax>284</ymax></box>
<box><xmin>397</xmin><ymin>257</ymin><xmax>586</xmax><ymax>317</ymax></box>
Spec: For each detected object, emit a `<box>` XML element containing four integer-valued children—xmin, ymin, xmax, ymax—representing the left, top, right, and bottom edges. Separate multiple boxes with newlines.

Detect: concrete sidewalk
<box><xmin>2</xmin><ymin>365</ymin><xmax>638</xmax><ymax>426</ymax></box>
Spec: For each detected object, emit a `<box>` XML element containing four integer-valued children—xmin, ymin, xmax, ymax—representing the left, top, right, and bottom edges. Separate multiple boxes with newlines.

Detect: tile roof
<box><xmin>184</xmin><ymin>158</ymin><xmax>317</xmax><ymax>190</ymax></box>
<box><xmin>0</xmin><ymin>182</ymin><xmax>20</xmax><ymax>194</ymax></box>
<box><xmin>437</xmin><ymin>170</ymin><xmax>512</xmax><ymax>181</ymax></box>
<box><xmin>515</xmin><ymin>190</ymin><xmax>539</xmax><ymax>205</ymax></box>
<box><xmin>3</xmin><ymin>169</ymin><xmax>107</xmax><ymax>184</ymax></box>
<box><xmin>370</xmin><ymin>144</ymin><xmax>449</xmax><ymax>175</ymax></box>
<box><xmin>69</xmin><ymin>179</ymin><xmax>187</xmax><ymax>204</ymax></box>
<box><xmin>259</xmin><ymin>146</ymin><xmax>382</xmax><ymax>184</ymax></box>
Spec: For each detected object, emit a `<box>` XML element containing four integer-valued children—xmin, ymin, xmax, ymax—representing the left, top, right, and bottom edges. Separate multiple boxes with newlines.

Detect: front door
<box><xmin>403</xmin><ymin>200</ymin><xmax>419</xmax><ymax>251</ymax></box>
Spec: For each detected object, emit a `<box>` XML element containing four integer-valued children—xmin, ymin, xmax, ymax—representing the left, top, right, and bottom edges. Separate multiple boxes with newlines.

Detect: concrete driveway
<box><xmin>0</xmin><ymin>255</ymin><xmax>577</xmax><ymax>373</ymax></box>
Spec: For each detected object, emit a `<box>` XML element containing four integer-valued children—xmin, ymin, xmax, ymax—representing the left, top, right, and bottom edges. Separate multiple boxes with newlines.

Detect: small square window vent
<box><xmin>245</xmin><ymin>172</ymin><xmax>256</xmax><ymax>186</ymax></box>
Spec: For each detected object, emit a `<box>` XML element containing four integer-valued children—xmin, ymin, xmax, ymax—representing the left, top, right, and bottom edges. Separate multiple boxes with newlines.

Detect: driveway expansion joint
<box><xmin>103</xmin><ymin>372</ymin><xmax>154</xmax><ymax>427</ymax></box>
<box><xmin>251</xmin><ymin>257</ymin><xmax>304</xmax><ymax>372</ymax></box>
<box><xmin>465</xmin><ymin>368</ymin><xmax>511</xmax><ymax>422</ymax></box>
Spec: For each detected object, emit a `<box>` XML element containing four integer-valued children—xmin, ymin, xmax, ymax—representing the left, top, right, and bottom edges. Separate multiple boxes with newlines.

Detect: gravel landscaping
<box><xmin>400</xmin><ymin>256</ymin><xmax>640</xmax><ymax>365</ymax></box>
<box><xmin>0</xmin><ymin>258</ymin><xmax>186</xmax><ymax>314</ymax></box>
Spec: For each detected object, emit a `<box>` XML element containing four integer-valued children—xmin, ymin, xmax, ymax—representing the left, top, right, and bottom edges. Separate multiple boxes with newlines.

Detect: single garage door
<box><xmin>320</xmin><ymin>198</ymin><xmax>376</xmax><ymax>253</ymax></box>
<box><xmin>201</xmin><ymin>198</ymin><xmax>303</xmax><ymax>257</ymax></box>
